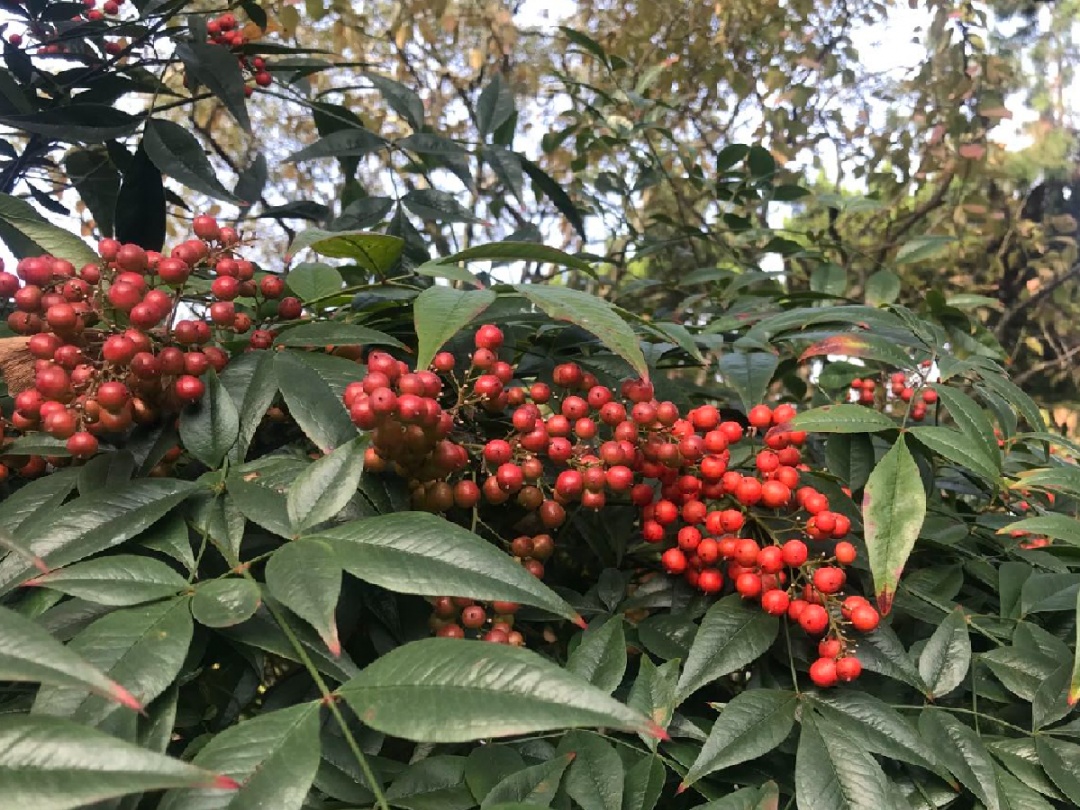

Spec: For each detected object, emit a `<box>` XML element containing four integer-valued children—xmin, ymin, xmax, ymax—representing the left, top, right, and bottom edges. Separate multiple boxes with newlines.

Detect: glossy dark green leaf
<box><xmin>386</xmin><ymin>756</ymin><xmax>475</xmax><ymax>810</ymax></box>
<box><xmin>826</xmin><ymin>433</ymin><xmax>875</xmax><ymax>490</ymax></box>
<box><xmin>337</xmin><ymin>638</ymin><xmax>659</xmax><ymax>742</ymax></box>
<box><xmin>918</xmin><ymin>607</ymin><xmax>971</xmax><ymax>698</ymax></box>
<box><xmin>854</xmin><ymin>625</ymin><xmax>926</xmax><ymax>690</ymax></box>
<box><xmin>0</xmin><ymin>479</ymin><xmax>195</xmax><ymax>595</ymax></box>
<box><xmin>0</xmin><ymin>715</ymin><xmax>233</xmax><ymax>810</ymax></box>
<box><xmin>265</xmin><ymin>538</ymin><xmax>341</xmax><ymax>655</ymax></box>
<box><xmin>286</xmin><ymin>127</ymin><xmax>386</xmax><ymax>162</ymax></box>
<box><xmin>158</xmin><ymin>703</ymin><xmax>320</xmax><ymax>810</ymax></box>
<box><xmin>313</xmin><ymin>512</ymin><xmax>581</xmax><ymax>623</ymax></box>
<box><xmin>621</xmin><ymin>755</ymin><xmax>665</xmax><ymax>810</ymax></box>
<box><xmin>477</xmin><ymin>74</ymin><xmax>515</xmax><ymax>138</ymax></box>
<box><xmin>996</xmin><ymin>766</ymin><xmax>1056</xmax><ymax>810</ymax></box>
<box><xmin>175</xmin><ymin>42</ymin><xmax>250</xmax><ymax>131</ymax></box>
<box><xmin>932</xmin><ymin>385</ymin><xmax>1001</xmax><ymax>470</ymax></box>
<box><xmin>989</xmin><ymin>738</ymin><xmax>1064</xmax><ymax>800</ymax></box>
<box><xmin>1071</xmin><ymin>587</ymin><xmax>1080</xmax><ymax>706</ymax></box>
<box><xmin>366</xmin><ymin>73</ymin><xmax>424</xmax><ymax>128</ymax></box>
<box><xmin>464</xmin><ymin>745</ymin><xmax>526</xmax><ymax>804</ymax></box>
<box><xmin>0</xmin><ymin>192</ymin><xmax>99</xmax><ymax>266</ymax></box>
<box><xmin>806</xmin><ymin>691</ymin><xmax>938</xmax><ymax>772</ymax></box>
<box><xmin>717</xmin><ymin>352</ymin><xmax>778</xmax><ymax>412</ymax></box>
<box><xmin>919</xmin><ymin>709</ymin><xmax>1002</xmax><ymax>810</ymax></box>
<box><xmin>179</xmin><ymin>368</ymin><xmax>239</xmax><ymax>469</ymax></box>
<box><xmin>910</xmin><ymin>426</ymin><xmax>1002</xmax><ymax>483</ymax></box>
<box><xmin>425</xmin><ymin>241</ymin><xmax>595</xmax><ymax>275</ymax></box>
<box><xmin>288</xmin><ymin>437</ymin><xmax>368</xmax><ymax>533</ymax></box>
<box><xmin>864</xmin><ymin>269</ymin><xmax>901</xmax><ymax>306</ymax></box>
<box><xmin>274</xmin><ymin>321</ymin><xmax>404</xmax><ymax>348</ymax></box>
<box><xmin>791</xmin><ymin>404</ymin><xmax>896</xmax><ymax>434</ymax></box>
<box><xmin>0</xmin><ymin>104</ymin><xmax>142</xmax><ymax>142</ymax></box>
<box><xmin>480</xmin><ymin>755</ymin><xmax>572</xmax><ymax>809</ymax></box>
<box><xmin>520</xmin><ymin>156</ymin><xmax>586</xmax><ymax>238</ymax></box>
<box><xmin>0</xmin><ymin>605</ymin><xmax>141</xmax><ymax>710</ymax></box>
<box><xmin>33</xmin><ymin>598</ymin><xmax>193</xmax><ymax>727</ymax></box>
<box><xmin>143</xmin><ymin>118</ymin><xmax>238</xmax><ymax>201</ymax></box>
<box><xmin>274</xmin><ymin>350</ymin><xmax>358</xmax><ymax>454</ymax></box>
<box><xmin>286</xmin><ymin>262</ymin><xmax>343</xmax><ymax>303</ymax></box>
<box><xmin>517</xmin><ymin>285</ymin><xmax>649</xmax><ymax>382</ymax></box>
<box><xmin>64</xmin><ymin>147</ymin><xmax>120</xmax><ymax>237</ymax></box>
<box><xmin>0</xmin><ymin>467</ymin><xmax>79</xmax><ymax>534</ymax></box>
<box><xmin>191</xmin><ymin>578</ymin><xmax>261</xmax><ymax>628</ymax></box>
<box><xmin>862</xmin><ymin>436</ymin><xmax>926</xmax><ymax>614</ymax></box>
<box><xmin>558</xmin><ymin>730</ymin><xmax>624</xmax><ymax>810</ymax></box>
<box><xmin>675</xmin><ymin>595</ymin><xmax>779</xmax><ymax>703</ymax></box>
<box><xmin>794</xmin><ymin>713</ymin><xmax>891</xmax><ymax>810</ymax></box>
<box><xmin>1001</xmin><ymin>514</ymin><xmax>1080</xmax><ymax>546</ymax></box>
<box><xmin>404</xmin><ymin>188</ymin><xmax>482</xmax><ymax>223</ymax></box>
<box><xmin>115</xmin><ymin>143</ymin><xmax>166</xmax><ymax>251</ymax></box>
<box><xmin>1036</xmin><ymin>736</ymin><xmax>1080</xmax><ymax>805</ymax></box>
<box><xmin>683</xmin><ymin>690</ymin><xmax>797</xmax><ymax>787</ymax></box>
<box><xmin>288</xmin><ymin>228</ymin><xmax>403</xmax><ymax>274</ymax></box>
<box><xmin>24</xmin><ymin>555</ymin><xmax>186</xmax><ymax>606</ymax></box>
<box><xmin>414</xmin><ymin>286</ymin><xmax>497</xmax><ymax>370</ymax></box>
<box><xmin>567</xmin><ymin>616</ymin><xmax>627</xmax><ymax>694</ymax></box>
<box><xmin>626</xmin><ymin>656</ymin><xmax>679</xmax><ymax>744</ymax></box>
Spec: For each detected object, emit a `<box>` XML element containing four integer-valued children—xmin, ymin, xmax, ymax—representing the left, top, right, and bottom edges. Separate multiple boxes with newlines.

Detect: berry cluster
<box><xmin>849</xmin><ymin>367</ymin><xmax>937</xmax><ymax>420</ymax></box>
<box><xmin>5</xmin><ymin>0</ymin><xmax>129</xmax><ymax>54</ymax></box>
<box><xmin>429</xmin><ymin>596</ymin><xmax>525</xmax><ymax>645</ymax></box>
<box><xmin>0</xmin><ymin>216</ymin><xmax>281</xmax><ymax>473</ymax></box>
<box><xmin>341</xmin><ymin>324</ymin><xmax>883</xmax><ymax>671</ymax></box>
<box><xmin>203</xmin><ymin>13</ymin><xmax>273</xmax><ymax>95</ymax></box>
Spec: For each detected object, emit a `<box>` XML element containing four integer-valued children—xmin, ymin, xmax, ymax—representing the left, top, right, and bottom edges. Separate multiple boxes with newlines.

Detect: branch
<box><xmin>996</xmin><ymin>258</ymin><xmax>1080</xmax><ymax>338</ymax></box>
<box><xmin>874</xmin><ymin>170</ymin><xmax>956</xmax><ymax>267</ymax></box>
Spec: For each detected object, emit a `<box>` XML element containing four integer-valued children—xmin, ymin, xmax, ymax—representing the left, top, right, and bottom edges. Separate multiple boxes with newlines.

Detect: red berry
<box><xmin>175</xmin><ymin>375</ymin><xmax>206</xmax><ymax>402</ymax></box>
<box><xmin>813</xmin><ymin>566</ymin><xmax>846</xmax><ymax>595</ymax></box>
<box><xmin>736</xmin><ymin>572</ymin><xmax>762</xmax><ymax>598</ymax></box>
<box><xmin>761</xmin><ymin>589</ymin><xmax>790</xmax><ymax>615</ymax></box>
<box><xmin>799</xmin><ymin>604</ymin><xmax>830</xmax><ymax>635</ymax></box>
<box><xmin>748</xmin><ymin>404</ymin><xmax>773</xmax><ymax>429</ymax></box>
<box><xmin>66</xmin><ymin>431</ymin><xmax>98</xmax><ymax>458</ymax></box>
<box><xmin>835</xmin><ymin>656</ymin><xmax>862</xmax><ymax>682</ymax></box>
<box><xmin>850</xmin><ymin>605</ymin><xmax>880</xmax><ymax>632</ymax></box>
<box><xmin>782</xmin><ymin>539</ymin><xmax>808</xmax><ymax>567</ymax></box>
<box><xmin>278</xmin><ymin>297</ymin><xmax>302</xmax><ymax>319</ymax></box>
<box><xmin>818</xmin><ymin>637</ymin><xmax>843</xmax><ymax>658</ymax></box>
<box><xmin>809</xmin><ymin>657</ymin><xmax>838</xmax><ymax>687</ymax></box>
<box><xmin>475</xmin><ymin>324</ymin><xmax>504</xmax><ymax>350</ymax></box>
<box><xmin>834</xmin><ymin>541</ymin><xmax>857</xmax><ymax>565</ymax></box>
<box><xmin>697</xmin><ymin>568</ymin><xmax>723</xmax><ymax>593</ymax></box>
<box><xmin>662</xmin><ymin>547</ymin><xmax>687</xmax><ymax>574</ymax></box>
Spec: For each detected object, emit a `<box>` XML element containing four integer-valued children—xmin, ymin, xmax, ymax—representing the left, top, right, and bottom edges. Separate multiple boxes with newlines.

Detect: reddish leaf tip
<box><xmin>21</xmin><ymin>577</ymin><xmax>43</xmax><ymax>587</ymax></box>
<box><xmin>876</xmin><ymin>590</ymin><xmax>894</xmax><ymax>616</ymax></box>
<box><xmin>676</xmin><ymin>782</ymin><xmax>688</xmax><ymax>795</ymax></box>
<box><xmin>647</xmin><ymin>721</ymin><xmax>670</xmax><ymax>741</ymax></box>
<box><xmin>1068</xmin><ymin>691</ymin><xmax>1079</xmax><ymax>707</ymax></box>
<box><xmin>211</xmin><ymin>774</ymin><xmax>241</xmax><ymax>790</ymax></box>
<box><xmin>572</xmin><ymin>614</ymin><xmax>588</xmax><ymax>630</ymax></box>
<box><xmin>110</xmin><ymin>683</ymin><xmax>144</xmax><ymax>712</ymax></box>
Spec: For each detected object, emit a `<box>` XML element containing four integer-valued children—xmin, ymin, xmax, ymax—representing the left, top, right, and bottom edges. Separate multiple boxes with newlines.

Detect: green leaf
<box><xmin>0</xmin><ymin>605</ymin><xmax>141</xmax><ymax>710</ymax></box>
<box><xmin>675</xmin><ymin>595</ymin><xmax>779</xmax><ymax>704</ymax></box>
<box><xmin>218</xmin><ymin>350</ymin><xmax>276</xmax><ymax>464</ymax></box>
<box><xmin>517</xmin><ymin>285</ymin><xmax>649</xmax><ymax>381</ymax></box>
<box><xmin>932</xmin><ymin>385</ymin><xmax>1001</xmax><ymax>470</ymax></box>
<box><xmin>274</xmin><ymin>351</ymin><xmax>358</xmax><ymax>454</ymax></box>
<box><xmin>918</xmin><ymin>607</ymin><xmax>972</xmax><ymax>698</ymax></box>
<box><xmin>175</xmin><ymin>42</ymin><xmax>250</xmax><ymax>132</ymax></box>
<box><xmin>688</xmin><ymin>786</ymin><xmax>767</xmax><ymax>809</ymax></box>
<box><xmin>0</xmin><ymin>715</ymin><xmax>232</xmax><ymax>810</ymax></box>
<box><xmin>1071</xmin><ymin>587</ymin><xmax>1080</xmax><ymax>706</ymax></box>
<box><xmin>862</xmin><ymin>436</ymin><xmax>926</xmax><ymax>614</ymax></box>
<box><xmin>287</xmin><ymin>437</ymin><xmax>368</xmax><ymax>533</ymax></box>
<box><xmin>791</xmin><ymin>404</ymin><xmax>896</xmax><ymax>434</ymax></box>
<box><xmin>895</xmin><ymin>235</ymin><xmax>955</xmax><ymax>264</ymax></box>
<box><xmin>810</xmin><ymin>263</ymin><xmax>847</xmax><ymax>296</ymax></box>
<box><xmin>403</xmin><ymin>188</ymin><xmax>482</xmax><ymax>223</ymax></box>
<box><xmin>825</xmin><ymin>433</ymin><xmax>875</xmax><ymax>490</ymax></box>
<box><xmin>464</xmin><ymin>745</ymin><xmax>526</xmax><ymax>804</ymax></box>
<box><xmin>287</xmin><ymin>229</ymin><xmax>403</xmax><ymax>274</ymax></box>
<box><xmin>854</xmin><ymin>625</ymin><xmax>926</xmax><ymax>690</ymax></box>
<box><xmin>386</xmin><ymin>755</ymin><xmax>475</xmax><ymax>810</ymax></box>
<box><xmin>33</xmin><ymin>598</ymin><xmax>193</xmax><ymax>727</ymax></box>
<box><xmin>115</xmin><ymin>143</ymin><xmax>166</xmax><ymax>252</ymax></box>
<box><xmin>286</xmin><ymin>127</ymin><xmax>385</xmax><ymax>162</ymax></box>
<box><xmin>683</xmin><ymin>690</ymin><xmax>798</xmax><ymax>787</ymax></box>
<box><xmin>794</xmin><ymin>712</ymin><xmax>892</xmax><ymax>810</ymax></box>
<box><xmin>63</xmin><ymin>147</ymin><xmax>120</xmax><ymax>238</ymax></box>
<box><xmin>0</xmin><ymin>480</ymin><xmax>195</xmax><ymax>596</ymax></box>
<box><xmin>477</xmin><ymin>74</ymin><xmax>516</xmax><ymax>138</ymax></box>
<box><xmin>0</xmin><ymin>468</ymin><xmax>79</xmax><ymax>534</ymax></box>
<box><xmin>1012</xmin><ymin>466</ymin><xmax>1080</xmax><ymax>498</ymax></box>
<box><xmin>910</xmin><ymin>426</ymin><xmax>1002</xmax><ymax>484</ymax></box>
<box><xmin>520</xmin><ymin>157</ymin><xmax>586</xmax><ymax>239</ymax></box>
<box><xmin>567</xmin><ymin>616</ymin><xmax>627</xmax><ymax>694</ymax></box>
<box><xmin>988</xmin><ymin>738</ymin><xmax>1063</xmax><ymax>800</ymax></box>
<box><xmin>798</xmin><ymin>333</ymin><xmax>916</xmax><ymax>369</ymax></box>
<box><xmin>0</xmin><ymin>105</ymin><xmax>143</xmax><ymax>142</ymax></box>
<box><xmin>919</xmin><ymin>710</ymin><xmax>1002</xmax><ymax>810</ymax></box>
<box><xmin>626</xmin><ymin>656</ymin><xmax>679</xmax><ymax>744</ymax></box>
<box><xmin>226</xmin><ymin>457</ymin><xmax>302</xmax><ymax>539</ymax></box>
<box><xmin>414</xmin><ymin>286</ymin><xmax>497</xmax><ymax>371</ymax></box>
<box><xmin>265</xmin><ymin>538</ymin><xmax>341</xmax><ymax>656</ymax></box>
<box><xmin>179</xmin><ymin>368</ymin><xmax>239</xmax><ymax>469</ymax></box>
<box><xmin>312</xmin><ymin>512</ymin><xmax>582</xmax><ymax>624</ymax></box>
<box><xmin>158</xmin><ymin>703</ymin><xmax>320</xmax><ymax>810</ymax></box>
<box><xmin>427</xmin><ymin>241</ymin><xmax>596</xmax><ymax>275</ymax></box>
<box><xmin>143</xmin><ymin>119</ymin><xmax>238</xmax><ymax>201</ymax></box>
<box><xmin>286</xmin><ymin>262</ymin><xmax>343</xmax><ymax>303</ymax></box>
<box><xmin>481</xmin><ymin>755</ymin><xmax>572</xmax><ymax>809</ymax></box>
<box><xmin>996</xmin><ymin>767</ymin><xmax>1056</xmax><ymax>810</ymax></box>
<box><xmin>807</xmin><ymin>691</ymin><xmax>939</xmax><ymax>772</ymax></box>
<box><xmin>865</xmin><ymin>269</ymin><xmax>901</xmax><ymax>306</ymax></box>
<box><xmin>191</xmin><ymin>578</ymin><xmax>261</xmax><ymax>628</ymax></box>
<box><xmin>1036</xmin><ymin>736</ymin><xmax>1080</xmax><ymax>805</ymax></box>
<box><xmin>558</xmin><ymin>730</ymin><xmax>624</xmax><ymax>810</ymax></box>
<box><xmin>274</xmin><ymin>321</ymin><xmax>404</xmax><ymax>348</ymax></box>
<box><xmin>717</xmin><ymin>352</ymin><xmax>778</xmax><ymax>411</ymax></box>
<box><xmin>337</xmin><ymin>638</ymin><xmax>659</xmax><ymax>742</ymax></box>
<box><xmin>0</xmin><ymin>192</ymin><xmax>98</xmax><ymax>266</ymax></box>
<box><xmin>366</xmin><ymin>73</ymin><xmax>424</xmax><ymax>129</ymax></box>
<box><xmin>24</xmin><ymin>555</ymin><xmax>187</xmax><ymax>606</ymax></box>
<box><xmin>191</xmin><ymin>493</ymin><xmax>247</xmax><ymax>566</ymax></box>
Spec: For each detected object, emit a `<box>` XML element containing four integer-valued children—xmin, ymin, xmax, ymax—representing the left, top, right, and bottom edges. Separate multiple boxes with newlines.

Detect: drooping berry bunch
<box><xmin>202</xmin><ymin>13</ymin><xmax>273</xmax><ymax>94</ymax></box>
<box><xmin>0</xmin><ymin>216</ymin><xmax>281</xmax><ymax>472</ymax></box>
<box><xmin>849</xmin><ymin>364</ymin><xmax>937</xmax><ymax>420</ymax></box>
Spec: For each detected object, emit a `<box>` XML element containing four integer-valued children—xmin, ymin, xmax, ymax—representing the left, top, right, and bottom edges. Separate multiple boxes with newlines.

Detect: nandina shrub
<box><xmin>0</xmin><ymin>223</ymin><xmax>1078</xmax><ymax>810</ymax></box>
